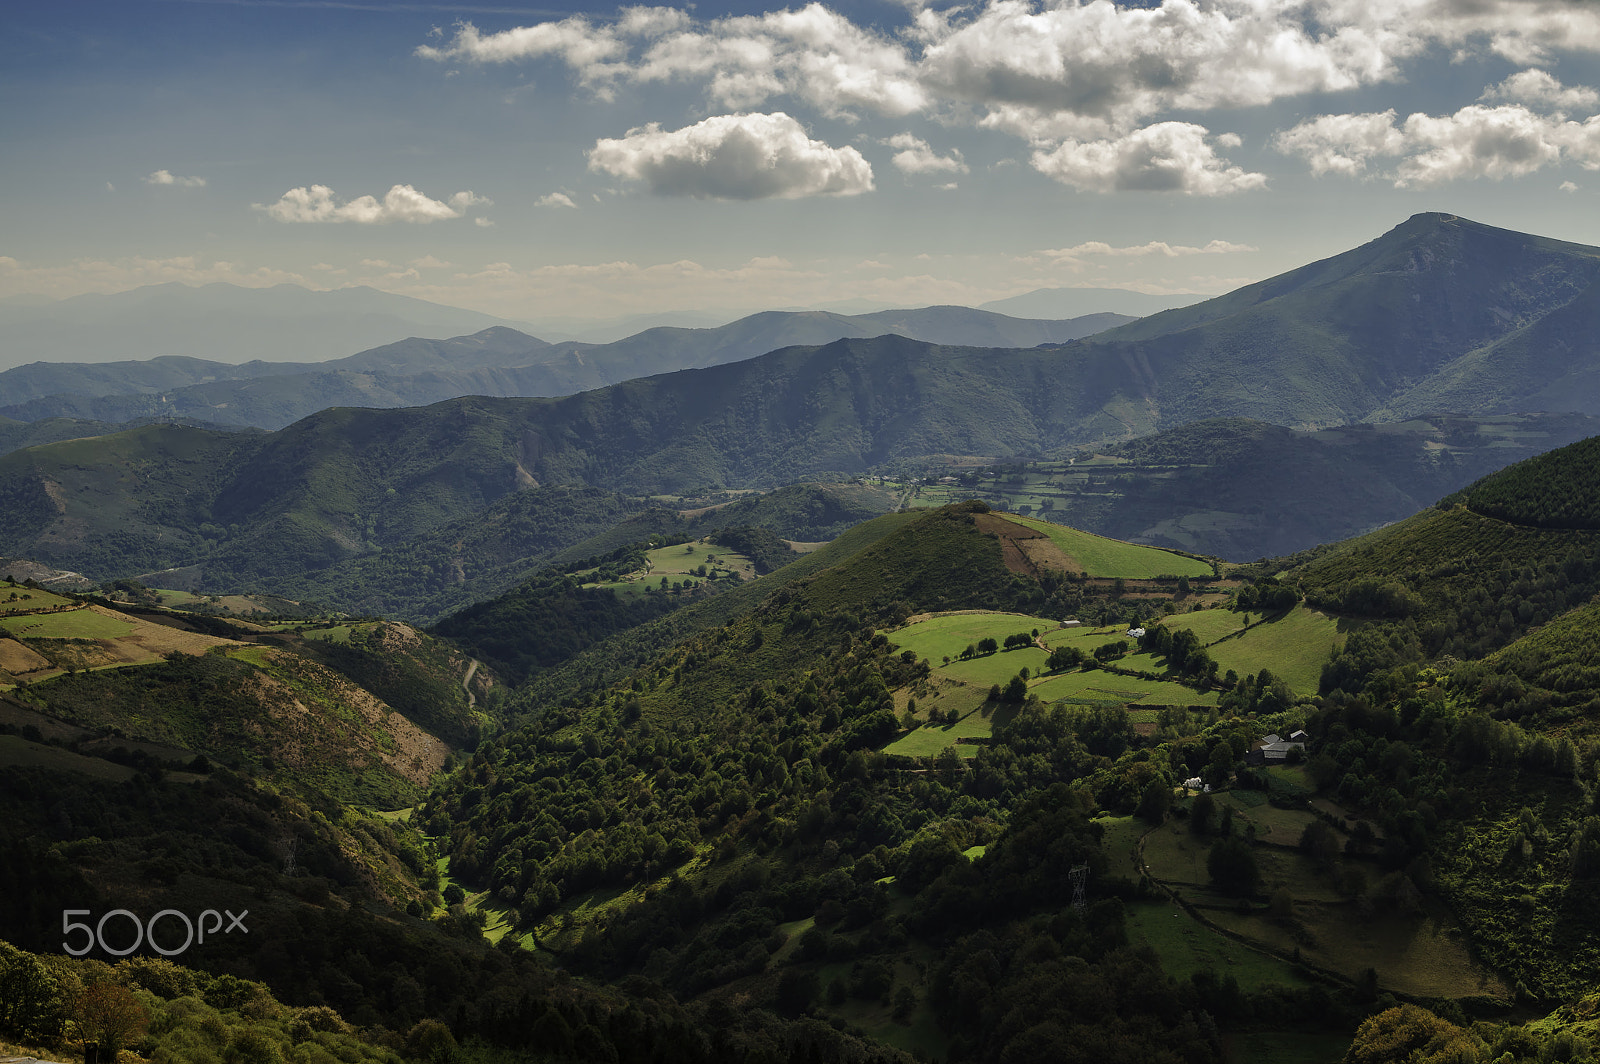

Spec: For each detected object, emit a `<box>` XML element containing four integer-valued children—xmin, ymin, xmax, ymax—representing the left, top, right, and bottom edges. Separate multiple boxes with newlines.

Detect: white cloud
<box><xmin>535</xmin><ymin>192</ymin><xmax>579</xmax><ymax>208</ymax></box>
<box><xmin>1481</xmin><ymin>68</ymin><xmax>1600</xmax><ymax>112</ymax></box>
<box><xmin>1277</xmin><ymin>103</ymin><xmax>1600</xmax><ymax>186</ymax></box>
<box><xmin>1039</xmin><ymin>238</ymin><xmax>1258</xmax><ymax>264</ymax></box>
<box><xmin>419</xmin><ymin>5</ymin><xmax>924</xmax><ymax>118</ymax></box>
<box><xmin>256</xmin><ymin>184</ymin><xmax>490</xmax><ymax>223</ymax></box>
<box><xmin>587</xmin><ymin>112</ymin><xmax>874</xmax><ymax>199</ymax></box>
<box><xmin>919</xmin><ymin>0</ymin><xmax>1404</xmax><ymax>141</ymax></box>
<box><xmin>1562</xmin><ymin>179</ymin><xmax>1580</xmax><ymax>191</ymax></box>
<box><xmin>144</xmin><ymin>169</ymin><xmax>206</xmax><ymax>188</ymax></box>
<box><xmin>413</xmin><ymin>0</ymin><xmax>1600</xmax><ymax>174</ymax></box>
<box><xmin>410</xmin><ymin>255</ymin><xmax>453</xmax><ymax>269</ymax></box>
<box><xmin>1272</xmin><ymin>110</ymin><xmax>1407</xmax><ymax>176</ymax></box>
<box><xmin>885</xmin><ymin>132</ymin><xmax>967</xmax><ymax>175</ymax></box>
<box><xmin>1030</xmin><ymin>123</ymin><xmax>1266</xmax><ymax>195</ymax></box>
<box><xmin>475</xmin><ymin>217</ymin><xmax>496</xmax><ymax>227</ymax></box>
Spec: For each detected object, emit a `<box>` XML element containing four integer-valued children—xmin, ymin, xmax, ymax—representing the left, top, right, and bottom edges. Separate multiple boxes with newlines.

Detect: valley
<box><xmin>11</xmin><ymin>212</ymin><xmax>1600</xmax><ymax>1064</ymax></box>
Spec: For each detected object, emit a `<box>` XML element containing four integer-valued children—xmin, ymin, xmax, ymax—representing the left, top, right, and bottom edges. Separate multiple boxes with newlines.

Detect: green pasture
<box><xmin>1001</xmin><ymin>514</ymin><xmax>1214</xmax><ymax>578</ymax></box>
<box><xmin>0</xmin><ymin>607</ymin><xmax>136</xmax><ymax>640</ymax></box>
<box><xmin>1266</xmin><ymin>765</ymin><xmax>1316</xmax><ymax>798</ymax></box>
<box><xmin>1142</xmin><ymin>816</ymin><xmax>1506</xmax><ymax>1000</ymax></box>
<box><xmin>646</xmin><ymin>540</ymin><xmax>754</xmax><ymax>578</ymax></box>
<box><xmin>1039</xmin><ymin>624</ymin><xmax>1139</xmax><ymax>649</ymax></box>
<box><xmin>1202</xmin><ymin>605</ymin><xmax>1346</xmax><ymax>695</ymax></box>
<box><xmin>1161</xmin><ymin>608</ymin><xmax>1250</xmax><ymax>645</ymax></box>
<box><xmin>1205</xmin><ymin>903</ymin><xmax>1503</xmax><ymax>1000</ymax></box>
<box><xmin>0</xmin><ymin>588</ymin><xmax>76</xmax><ymax>613</ymax></box>
<box><xmin>584</xmin><ymin>539</ymin><xmax>755</xmax><ymax>598</ymax></box>
<box><xmin>1217</xmin><ymin>794</ymin><xmax>1318</xmax><ymax>847</ymax></box>
<box><xmin>885</xmin><ymin>611</ymin><xmax>1058</xmax><ymax>663</ymax></box>
<box><xmin>884</xmin><ymin>701</ymin><xmax>1010</xmax><ymax>758</ymax></box>
<box><xmin>1029</xmin><ymin>668</ymin><xmax>1219</xmax><ymax>707</ymax></box>
<box><xmin>940</xmin><ymin>646</ymin><xmax>1049</xmax><ymax>686</ymax></box>
<box><xmin>1095</xmin><ymin>814</ymin><xmax>1148</xmax><ymax>879</ymax></box>
<box><xmin>302</xmin><ymin>625</ymin><xmax>355</xmax><ymax>643</ymax></box>
<box><xmin>1124</xmin><ymin>901</ymin><xmax>1309</xmax><ymax>992</ymax></box>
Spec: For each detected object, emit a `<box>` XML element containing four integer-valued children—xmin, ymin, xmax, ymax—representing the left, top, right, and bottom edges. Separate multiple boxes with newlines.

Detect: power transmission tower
<box><xmin>1069</xmin><ymin>863</ymin><xmax>1089</xmax><ymax>912</ymax></box>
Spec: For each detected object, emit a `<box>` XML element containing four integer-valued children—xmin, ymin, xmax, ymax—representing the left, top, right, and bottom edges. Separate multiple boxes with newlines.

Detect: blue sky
<box><xmin>8</xmin><ymin>0</ymin><xmax>1600</xmax><ymax>324</ymax></box>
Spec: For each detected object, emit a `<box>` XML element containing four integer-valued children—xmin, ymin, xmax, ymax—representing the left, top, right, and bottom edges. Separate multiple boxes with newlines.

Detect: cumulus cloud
<box><xmin>1030</xmin><ymin>123</ymin><xmax>1266</xmax><ymax>195</ymax></box>
<box><xmin>144</xmin><ymin>169</ymin><xmax>206</xmax><ymax>188</ymax></box>
<box><xmin>1562</xmin><ymin>179</ymin><xmax>1580</xmax><ymax>191</ymax></box>
<box><xmin>886</xmin><ymin>132</ymin><xmax>967</xmax><ymax>174</ymax></box>
<box><xmin>1481</xmin><ymin>69</ymin><xmax>1600</xmax><ymax>112</ymax></box>
<box><xmin>420</xmin><ymin>4</ymin><xmax>923</xmax><ymax>117</ymax></box>
<box><xmin>535</xmin><ymin>192</ymin><xmax>579</xmax><ymax>208</ymax></box>
<box><xmin>1277</xmin><ymin>103</ymin><xmax>1600</xmax><ymax>186</ymax></box>
<box><xmin>415</xmin><ymin>1</ymin><xmax>1600</xmax><ymax>193</ymax></box>
<box><xmin>587</xmin><ymin>112</ymin><xmax>874</xmax><ymax>199</ymax></box>
<box><xmin>1273</xmin><ymin>110</ymin><xmax>1408</xmax><ymax>176</ymax></box>
<box><xmin>256</xmin><ymin>184</ymin><xmax>490</xmax><ymax>223</ymax></box>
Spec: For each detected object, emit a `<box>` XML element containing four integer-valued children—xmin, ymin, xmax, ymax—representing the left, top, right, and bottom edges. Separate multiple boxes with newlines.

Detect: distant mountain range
<box><xmin>978</xmin><ymin>286</ymin><xmax>1200</xmax><ymax>319</ymax></box>
<box><xmin>0</xmin><ymin>306</ymin><xmax>1134</xmax><ymax>431</ymax></box>
<box><xmin>3</xmin><ymin>212</ymin><xmax>1600</xmax><ymax>605</ymax></box>
<box><xmin>0</xmin><ymin>281</ymin><xmax>544</xmax><ymax>369</ymax></box>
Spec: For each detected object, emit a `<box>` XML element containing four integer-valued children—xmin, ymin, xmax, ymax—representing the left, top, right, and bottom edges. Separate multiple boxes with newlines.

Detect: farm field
<box><xmin>0</xmin><ymin>606</ymin><xmax>135</xmax><ymax>640</ymax></box>
<box><xmin>1001</xmin><ymin>513</ymin><xmax>1214</xmax><ymax>578</ymax></box>
<box><xmin>885</xmin><ymin>611</ymin><xmax>1060</xmax><ymax>663</ymax></box>
<box><xmin>1124</xmin><ymin>901</ymin><xmax>1310</xmax><ymax>993</ymax></box>
<box><xmin>884</xmin><ymin>702</ymin><xmax>1013</xmax><ymax>758</ymax></box>
<box><xmin>1095</xmin><ymin>814</ymin><xmax>1148</xmax><ymax>878</ymax></box>
<box><xmin>1216</xmin><ymin>791</ymin><xmax>1320</xmax><ymax>847</ymax></box>
<box><xmin>583</xmin><ymin>539</ymin><xmax>755</xmax><ymax>598</ymax></box>
<box><xmin>1141</xmin><ymin>815</ymin><xmax>1507</xmax><ymax>1000</ymax></box>
<box><xmin>0</xmin><ymin>586</ymin><xmax>76</xmax><ymax>613</ymax></box>
<box><xmin>1029</xmin><ymin>668</ymin><xmax>1219</xmax><ymax>707</ymax></box>
<box><xmin>1160</xmin><ymin>608</ymin><xmax>1251</xmax><ymax>645</ymax></box>
<box><xmin>1201</xmin><ymin>605</ymin><xmax>1346</xmax><ymax>695</ymax></box>
<box><xmin>940</xmin><ymin>647</ymin><xmax>1049</xmax><ymax>686</ymax></box>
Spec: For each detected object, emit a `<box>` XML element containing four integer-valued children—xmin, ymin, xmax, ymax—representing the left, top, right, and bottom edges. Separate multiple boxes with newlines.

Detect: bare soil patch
<box><xmin>0</xmin><ymin>638</ymin><xmax>51</xmax><ymax>674</ymax></box>
<box><xmin>974</xmin><ymin>513</ymin><xmax>1077</xmax><ymax>576</ymax></box>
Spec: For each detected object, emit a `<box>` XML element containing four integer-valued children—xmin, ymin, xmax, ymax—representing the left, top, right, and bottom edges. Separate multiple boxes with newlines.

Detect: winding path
<box><xmin>462</xmin><ymin>659</ymin><xmax>479</xmax><ymax>707</ymax></box>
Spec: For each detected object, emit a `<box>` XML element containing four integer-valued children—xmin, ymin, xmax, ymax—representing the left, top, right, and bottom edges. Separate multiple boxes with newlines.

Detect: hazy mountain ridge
<box><xmin>0</xmin><ymin>306</ymin><xmax>1132</xmax><ymax>430</ymax></box>
<box><xmin>0</xmin><ymin>281</ymin><xmax>545</xmax><ymax>369</ymax></box>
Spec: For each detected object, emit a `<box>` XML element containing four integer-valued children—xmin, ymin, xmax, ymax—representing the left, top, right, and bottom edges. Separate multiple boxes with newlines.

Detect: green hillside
<box><xmin>1455</xmin><ymin>434</ymin><xmax>1600</xmax><ymax>529</ymax></box>
<box><xmin>1001</xmin><ymin>513</ymin><xmax>1214</xmax><ymax>578</ymax></box>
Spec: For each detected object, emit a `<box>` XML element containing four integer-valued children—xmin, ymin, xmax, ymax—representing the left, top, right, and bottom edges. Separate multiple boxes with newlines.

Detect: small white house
<box><xmin>1126</xmin><ymin>627</ymin><xmax>1146</xmax><ymax>639</ymax></box>
<box><xmin>1183</xmin><ymin>776</ymin><xmax>1203</xmax><ymax>790</ymax></box>
<box><xmin>1060</xmin><ymin>619</ymin><xmax>1082</xmax><ymax>628</ymax></box>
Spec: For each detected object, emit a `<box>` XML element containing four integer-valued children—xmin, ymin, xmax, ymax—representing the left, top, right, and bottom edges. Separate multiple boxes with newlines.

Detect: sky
<box><xmin>9</xmin><ymin>0</ymin><xmax>1600</xmax><ymax>325</ymax></box>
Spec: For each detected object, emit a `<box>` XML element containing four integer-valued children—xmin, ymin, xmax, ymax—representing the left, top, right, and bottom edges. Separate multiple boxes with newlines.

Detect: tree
<box><xmin>72</xmin><ymin>983</ymin><xmax>148</xmax><ymax>1060</ymax></box>
<box><xmin>1136</xmin><ymin>779</ymin><xmax>1170</xmax><ymax>826</ymax></box>
<box><xmin>1190</xmin><ymin>793</ymin><xmax>1215</xmax><ymax>835</ymax></box>
<box><xmin>1206</xmin><ymin>837</ymin><xmax>1259</xmax><ymax>896</ymax></box>
<box><xmin>1202</xmin><ymin>741</ymin><xmax>1234</xmax><ymax>789</ymax></box>
<box><xmin>1344</xmin><ymin>1004</ymin><xmax>1481</xmax><ymax>1064</ymax></box>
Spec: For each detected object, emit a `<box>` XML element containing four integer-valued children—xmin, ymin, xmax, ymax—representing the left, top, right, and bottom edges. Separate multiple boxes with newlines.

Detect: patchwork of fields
<box><xmin>579</xmin><ymin>539</ymin><xmax>757</xmax><ymax>598</ymax></box>
<box><xmin>883</xmin><ymin>611</ymin><xmax>1220</xmax><ymax>758</ymax></box>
